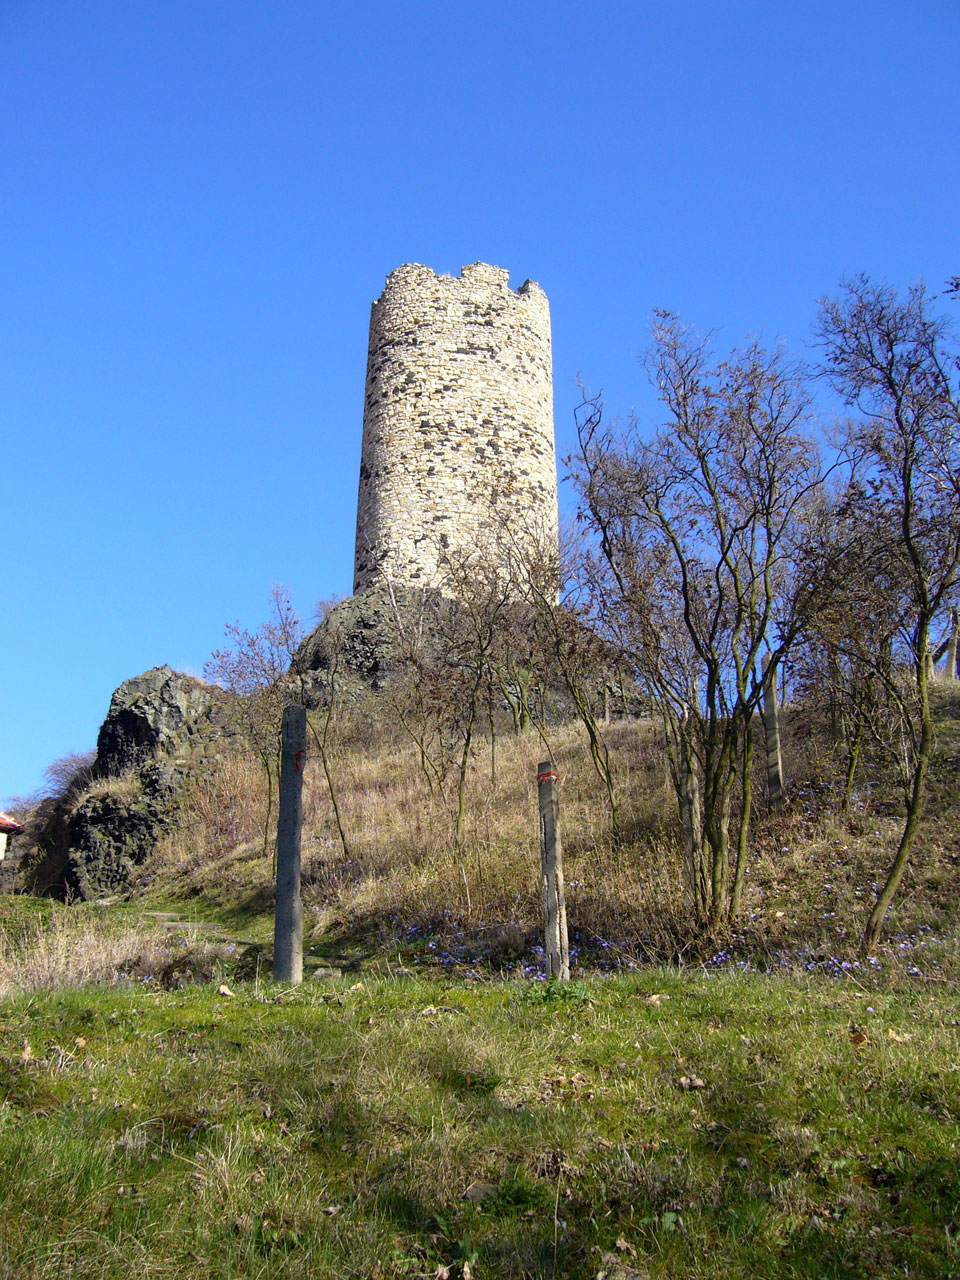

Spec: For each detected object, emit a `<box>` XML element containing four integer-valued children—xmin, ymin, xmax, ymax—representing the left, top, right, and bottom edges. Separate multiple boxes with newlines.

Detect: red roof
<box><xmin>0</xmin><ymin>812</ymin><xmax>25</xmax><ymax>834</ymax></box>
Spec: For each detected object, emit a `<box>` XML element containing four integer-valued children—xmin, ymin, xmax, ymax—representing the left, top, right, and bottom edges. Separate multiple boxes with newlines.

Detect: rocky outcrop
<box><xmin>295</xmin><ymin>584</ymin><xmax>428</xmax><ymax>698</ymax></box>
<box><xmin>23</xmin><ymin>668</ymin><xmax>238</xmax><ymax>900</ymax></box>
<box><xmin>95</xmin><ymin>665</ymin><xmax>235</xmax><ymax>775</ymax></box>
<box><xmin>65</xmin><ymin>780</ymin><xmax>163</xmax><ymax>900</ymax></box>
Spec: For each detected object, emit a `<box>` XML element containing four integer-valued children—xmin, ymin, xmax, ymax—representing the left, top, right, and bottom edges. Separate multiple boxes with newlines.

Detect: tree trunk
<box><xmin>861</xmin><ymin>648</ymin><xmax>935</xmax><ymax>956</ymax></box>
<box><xmin>678</xmin><ymin>732</ymin><xmax>705</xmax><ymax>917</ymax></box>
<box><xmin>730</xmin><ymin>716</ymin><xmax>754</xmax><ymax>918</ymax></box>
<box><xmin>840</xmin><ymin>720</ymin><xmax>863</xmax><ymax>814</ymax></box>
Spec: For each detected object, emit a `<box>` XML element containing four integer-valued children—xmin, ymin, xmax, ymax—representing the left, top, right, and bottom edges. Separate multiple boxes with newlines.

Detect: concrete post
<box><xmin>537</xmin><ymin>762</ymin><xmax>569</xmax><ymax>980</ymax></box>
<box><xmin>762</xmin><ymin>655</ymin><xmax>785</xmax><ymax>812</ymax></box>
<box><xmin>274</xmin><ymin>705</ymin><xmax>306</xmax><ymax>984</ymax></box>
<box><xmin>947</xmin><ymin>609</ymin><xmax>959</xmax><ymax>681</ymax></box>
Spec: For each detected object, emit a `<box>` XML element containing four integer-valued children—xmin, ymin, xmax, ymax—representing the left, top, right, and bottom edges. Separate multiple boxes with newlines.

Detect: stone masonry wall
<box><xmin>353</xmin><ymin>262</ymin><xmax>558</xmax><ymax>593</ymax></box>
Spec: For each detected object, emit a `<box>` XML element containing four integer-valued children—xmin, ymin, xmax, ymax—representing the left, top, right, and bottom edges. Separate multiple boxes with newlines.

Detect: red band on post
<box><xmin>536</xmin><ymin>771</ymin><xmax>559</xmax><ymax>782</ymax></box>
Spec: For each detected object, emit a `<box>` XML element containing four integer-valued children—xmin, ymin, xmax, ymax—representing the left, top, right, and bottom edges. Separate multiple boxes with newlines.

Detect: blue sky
<box><xmin>2</xmin><ymin>0</ymin><xmax>958</xmax><ymax>804</ymax></box>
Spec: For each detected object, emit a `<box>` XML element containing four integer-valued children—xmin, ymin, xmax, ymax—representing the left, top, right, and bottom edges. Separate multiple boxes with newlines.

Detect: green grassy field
<box><xmin>0</xmin><ymin>965</ymin><xmax>958</xmax><ymax>1279</ymax></box>
<box><xmin>6</xmin><ymin>687</ymin><xmax>960</xmax><ymax>1277</ymax></box>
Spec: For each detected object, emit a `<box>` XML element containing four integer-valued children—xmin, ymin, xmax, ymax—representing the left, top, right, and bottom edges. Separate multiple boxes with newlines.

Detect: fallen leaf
<box><xmin>74</xmin><ymin>1036</ymin><xmax>87</xmax><ymax>1049</ymax></box>
<box><xmin>850</xmin><ymin>1031</ymin><xmax>868</xmax><ymax>1046</ymax></box>
<box><xmin>643</xmin><ymin>994</ymin><xmax>669</xmax><ymax>1006</ymax></box>
<box><xmin>615</xmin><ymin>1236</ymin><xmax>637</xmax><ymax>1256</ymax></box>
<box><xmin>435</xmin><ymin>1266</ymin><xmax>451</xmax><ymax>1280</ymax></box>
<box><xmin>217</xmin><ymin>984</ymin><xmax>235</xmax><ymax>998</ymax></box>
<box><xmin>887</xmin><ymin>1029</ymin><xmax>912</xmax><ymax>1043</ymax></box>
<box><xmin>679</xmin><ymin>1075</ymin><xmax>706</xmax><ymax>1090</ymax></box>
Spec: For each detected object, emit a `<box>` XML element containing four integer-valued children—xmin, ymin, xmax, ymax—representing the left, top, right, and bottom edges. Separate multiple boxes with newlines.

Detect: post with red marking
<box><xmin>274</xmin><ymin>704</ymin><xmax>306</xmax><ymax>983</ymax></box>
<box><xmin>762</xmin><ymin>655</ymin><xmax>785</xmax><ymax>813</ymax></box>
<box><xmin>537</xmin><ymin>761</ymin><xmax>569</xmax><ymax>980</ymax></box>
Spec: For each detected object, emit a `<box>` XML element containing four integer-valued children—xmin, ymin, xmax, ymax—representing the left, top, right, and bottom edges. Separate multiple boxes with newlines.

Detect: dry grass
<box><xmin>149</xmin><ymin>716</ymin><xmax>689</xmax><ymax>961</ymax></box>
<box><xmin>0</xmin><ymin>909</ymin><xmax>170</xmax><ymax>997</ymax></box>
<box><xmin>70</xmin><ymin>769</ymin><xmax>142</xmax><ymax>811</ymax></box>
<box><xmin>158</xmin><ymin>751</ymin><xmax>266</xmax><ymax>871</ymax></box>
<box><xmin>142</xmin><ymin>690</ymin><xmax>960</xmax><ymax>981</ymax></box>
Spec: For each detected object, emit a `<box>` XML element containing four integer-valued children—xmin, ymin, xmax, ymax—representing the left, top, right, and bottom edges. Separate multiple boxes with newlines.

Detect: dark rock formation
<box><xmin>23</xmin><ymin>668</ymin><xmax>237</xmax><ymax>900</ymax></box>
<box><xmin>295</xmin><ymin>584</ymin><xmax>420</xmax><ymax>694</ymax></box>
<box><xmin>65</xmin><ymin>785</ymin><xmax>163</xmax><ymax>900</ymax></box>
<box><xmin>95</xmin><ymin>665</ymin><xmax>235</xmax><ymax>775</ymax></box>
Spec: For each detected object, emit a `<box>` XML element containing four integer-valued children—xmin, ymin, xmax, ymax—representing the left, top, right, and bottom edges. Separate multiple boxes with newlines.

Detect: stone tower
<box><xmin>353</xmin><ymin>262</ymin><xmax>558</xmax><ymax>594</ymax></box>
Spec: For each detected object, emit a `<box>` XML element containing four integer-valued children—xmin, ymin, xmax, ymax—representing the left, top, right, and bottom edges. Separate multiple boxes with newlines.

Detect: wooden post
<box><xmin>537</xmin><ymin>762</ymin><xmax>569</xmax><ymax>980</ymax></box>
<box><xmin>274</xmin><ymin>704</ymin><xmax>306</xmax><ymax>984</ymax></box>
<box><xmin>947</xmin><ymin>609</ymin><xmax>959</xmax><ymax>681</ymax></box>
<box><xmin>762</xmin><ymin>655</ymin><xmax>785</xmax><ymax>813</ymax></box>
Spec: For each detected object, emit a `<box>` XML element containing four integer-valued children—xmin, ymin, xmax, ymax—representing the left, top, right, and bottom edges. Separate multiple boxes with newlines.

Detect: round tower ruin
<box><xmin>353</xmin><ymin>262</ymin><xmax>558</xmax><ymax>594</ymax></box>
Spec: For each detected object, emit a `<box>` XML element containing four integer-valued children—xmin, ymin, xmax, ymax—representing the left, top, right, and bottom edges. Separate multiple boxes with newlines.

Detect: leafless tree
<box><xmin>506</xmin><ymin>521</ymin><xmax>625</xmax><ymax>836</ymax></box>
<box><xmin>205</xmin><ymin>585</ymin><xmax>305</xmax><ymax>862</ymax></box>
<box><xmin>815</xmin><ymin>276</ymin><xmax>960</xmax><ymax>955</ymax></box>
<box><xmin>572</xmin><ymin>315</ymin><xmax>824</xmax><ymax>925</ymax></box>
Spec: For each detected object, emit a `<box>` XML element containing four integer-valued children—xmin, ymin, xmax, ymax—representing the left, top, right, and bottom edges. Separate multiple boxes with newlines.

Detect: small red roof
<box><xmin>0</xmin><ymin>812</ymin><xmax>25</xmax><ymax>835</ymax></box>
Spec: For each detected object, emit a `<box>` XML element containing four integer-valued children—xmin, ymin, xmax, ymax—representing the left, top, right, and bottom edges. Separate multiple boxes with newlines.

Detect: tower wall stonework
<box><xmin>353</xmin><ymin>262</ymin><xmax>558</xmax><ymax>594</ymax></box>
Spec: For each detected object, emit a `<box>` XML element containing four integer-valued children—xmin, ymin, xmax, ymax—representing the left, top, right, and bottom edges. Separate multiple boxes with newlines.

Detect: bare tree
<box><xmin>205</xmin><ymin>585</ymin><xmax>304</xmax><ymax>862</ymax></box>
<box><xmin>815</xmin><ymin>276</ymin><xmax>960</xmax><ymax>955</ymax></box>
<box><xmin>293</xmin><ymin>600</ymin><xmax>352</xmax><ymax>860</ymax></box>
<box><xmin>510</xmin><ymin>523</ymin><xmax>625</xmax><ymax>837</ymax></box>
<box><xmin>572</xmin><ymin>316</ymin><xmax>824</xmax><ymax>925</ymax></box>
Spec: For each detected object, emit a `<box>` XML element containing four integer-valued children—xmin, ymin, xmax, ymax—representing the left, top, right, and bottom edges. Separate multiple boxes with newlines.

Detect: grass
<box><xmin>130</xmin><ymin>688</ymin><xmax>960</xmax><ymax>985</ymax></box>
<box><xmin>4</xmin><ymin>690</ymin><xmax>960</xmax><ymax>1276</ymax></box>
<box><xmin>71</xmin><ymin>771</ymin><xmax>143</xmax><ymax>812</ymax></box>
<box><xmin>0</xmin><ymin>969</ymin><xmax>958</xmax><ymax>1278</ymax></box>
<box><xmin>0</xmin><ymin>900</ymin><xmax>240</xmax><ymax>999</ymax></box>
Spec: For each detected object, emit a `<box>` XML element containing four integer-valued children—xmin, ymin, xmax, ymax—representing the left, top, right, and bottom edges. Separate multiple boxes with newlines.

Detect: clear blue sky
<box><xmin>2</xmin><ymin>0</ymin><xmax>957</xmax><ymax>804</ymax></box>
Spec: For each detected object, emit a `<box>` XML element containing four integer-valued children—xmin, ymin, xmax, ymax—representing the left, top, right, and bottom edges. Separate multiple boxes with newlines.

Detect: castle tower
<box><xmin>353</xmin><ymin>262</ymin><xmax>558</xmax><ymax>594</ymax></box>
